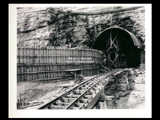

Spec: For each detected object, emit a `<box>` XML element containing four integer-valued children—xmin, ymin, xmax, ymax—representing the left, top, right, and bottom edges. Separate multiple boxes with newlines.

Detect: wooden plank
<box><xmin>65</xmin><ymin>69</ymin><xmax>82</xmax><ymax>72</ymax></box>
<box><xmin>17</xmin><ymin>48</ymin><xmax>102</xmax><ymax>82</ymax></box>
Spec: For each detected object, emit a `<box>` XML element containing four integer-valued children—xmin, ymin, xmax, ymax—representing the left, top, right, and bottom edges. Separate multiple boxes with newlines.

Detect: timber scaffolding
<box><xmin>17</xmin><ymin>47</ymin><xmax>103</xmax><ymax>82</ymax></box>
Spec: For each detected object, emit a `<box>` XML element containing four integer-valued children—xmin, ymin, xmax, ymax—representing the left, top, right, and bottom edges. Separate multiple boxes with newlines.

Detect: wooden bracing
<box><xmin>108</xmin><ymin>52</ymin><xmax>119</xmax><ymax>68</ymax></box>
<box><xmin>106</xmin><ymin>31</ymin><xmax>120</xmax><ymax>68</ymax></box>
<box><xmin>107</xmin><ymin>32</ymin><xmax>117</xmax><ymax>52</ymax></box>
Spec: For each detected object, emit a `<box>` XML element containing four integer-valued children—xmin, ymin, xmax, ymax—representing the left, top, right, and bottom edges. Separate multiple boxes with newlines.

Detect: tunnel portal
<box><xmin>93</xmin><ymin>26</ymin><xmax>143</xmax><ymax>68</ymax></box>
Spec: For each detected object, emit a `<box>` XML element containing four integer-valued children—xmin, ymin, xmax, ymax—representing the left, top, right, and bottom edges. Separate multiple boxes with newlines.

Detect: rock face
<box><xmin>17</xmin><ymin>6</ymin><xmax>145</xmax><ymax>48</ymax></box>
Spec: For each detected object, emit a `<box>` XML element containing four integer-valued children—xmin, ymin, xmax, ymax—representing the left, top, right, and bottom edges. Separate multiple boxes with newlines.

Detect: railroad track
<box><xmin>39</xmin><ymin>69</ymin><xmax>123</xmax><ymax>110</ymax></box>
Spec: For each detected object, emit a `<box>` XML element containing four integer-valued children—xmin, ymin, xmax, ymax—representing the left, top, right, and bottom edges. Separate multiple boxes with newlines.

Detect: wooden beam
<box><xmin>107</xmin><ymin>35</ymin><xmax>117</xmax><ymax>52</ymax></box>
<box><xmin>108</xmin><ymin>52</ymin><xmax>119</xmax><ymax>68</ymax></box>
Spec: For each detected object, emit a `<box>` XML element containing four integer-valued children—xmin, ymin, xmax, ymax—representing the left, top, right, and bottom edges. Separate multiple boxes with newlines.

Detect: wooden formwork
<box><xmin>17</xmin><ymin>47</ymin><xmax>102</xmax><ymax>82</ymax></box>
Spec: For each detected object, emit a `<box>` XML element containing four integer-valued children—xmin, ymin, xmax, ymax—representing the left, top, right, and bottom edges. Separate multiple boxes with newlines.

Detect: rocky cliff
<box><xmin>17</xmin><ymin>6</ymin><xmax>145</xmax><ymax>48</ymax></box>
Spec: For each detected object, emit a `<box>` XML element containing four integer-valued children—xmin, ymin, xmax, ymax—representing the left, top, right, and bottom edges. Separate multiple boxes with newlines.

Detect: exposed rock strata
<box><xmin>17</xmin><ymin>6</ymin><xmax>145</xmax><ymax>48</ymax></box>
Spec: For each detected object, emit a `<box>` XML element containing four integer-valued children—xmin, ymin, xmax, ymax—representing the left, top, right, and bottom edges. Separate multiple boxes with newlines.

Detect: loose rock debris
<box><xmin>94</xmin><ymin>69</ymin><xmax>145</xmax><ymax>109</ymax></box>
<box><xmin>17</xmin><ymin>69</ymin><xmax>145</xmax><ymax>109</ymax></box>
<box><xmin>116</xmin><ymin>69</ymin><xmax>145</xmax><ymax>109</ymax></box>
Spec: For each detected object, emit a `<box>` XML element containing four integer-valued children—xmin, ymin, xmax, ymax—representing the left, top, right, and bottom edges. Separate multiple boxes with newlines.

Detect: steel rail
<box><xmin>38</xmin><ymin>69</ymin><xmax>122</xmax><ymax>109</ymax></box>
<box><xmin>64</xmin><ymin>78</ymin><xmax>101</xmax><ymax>109</ymax></box>
<box><xmin>38</xmin><ymin>74</ymin><xmax>102</xmax><ymax>109</ymax></box>
<box><xmin>78</xmin><ymin>75</ymin><xmax>115</xmax><ymax>109</ymax></box>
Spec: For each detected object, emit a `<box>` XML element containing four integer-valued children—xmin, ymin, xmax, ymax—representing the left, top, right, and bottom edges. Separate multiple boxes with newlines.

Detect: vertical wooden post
<box><xmin>106</xmin><ymin>36</ymin><xmax>109</xmax><ymax>67</ymax></box>
<box><xmin>33</xmin><ymin>43</ymin><xmax>36</xmax><ymax>64</ymax></box>
<box><xmin>94</xmin><ymin>25</ymin><xmax>97</xmax><ymax>41</ymax></box>
<box><xmin>55</xmin><ymin>49</ymin><xmax>57</xmax><ymax>64</ymax></box>
<box><xmin>38</xmin><ymin>47</ymin><xmax>40</xmax><ymax>64</ymax></box>
<box><xmin>23</xmin><ymin>48</ymin><xmax>26</xmax><ymax>82</ymax></box>
<box><xmin>99</xmin><ymin>102</ymin><xmax>104</xmax><ymax>109</ymax></box>
<box><xmin>51</xmin><ymin>47</ymin><xmax>52</xmax><ymax>64</ymax></box>
<box><xmin>45</xmin><ymin>47</ymin><xmax>47</xmax><ymax>64</ymax></box>
<box><xmin>103</xmin><ymin>101</ymin><xmax>107</xmax><ymax>109</ymax></box>
<box><xmin>42</xmin><ymin>48</ymin><xmax>43</xmax><ymax>64</ymax></box>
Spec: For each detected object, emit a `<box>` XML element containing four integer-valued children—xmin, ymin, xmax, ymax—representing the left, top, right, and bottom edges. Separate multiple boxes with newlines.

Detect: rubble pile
<box><xmin>102</xmin><ymin>68</ymin><xmax>145</xmax><ymax>109</ymax></box>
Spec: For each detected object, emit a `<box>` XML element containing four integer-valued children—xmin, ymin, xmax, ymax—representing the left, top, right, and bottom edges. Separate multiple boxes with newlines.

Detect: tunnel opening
<box><xmin>93</xmin><ymin>26</ymin><xmax>143</xmax><ymax>68</ymax></box>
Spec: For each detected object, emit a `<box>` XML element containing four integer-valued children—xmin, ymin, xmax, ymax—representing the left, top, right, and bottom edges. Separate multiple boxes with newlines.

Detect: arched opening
<box><xmin>93</xmin><ymin>26</ymin><xmax>143</xmax><ymax>68</ymax></box>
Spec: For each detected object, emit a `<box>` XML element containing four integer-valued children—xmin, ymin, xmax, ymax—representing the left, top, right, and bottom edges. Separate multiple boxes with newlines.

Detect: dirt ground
<box><xmin>17</xmin><ymin>76</ymin><xmax>95</xmax><ymax>109</ymax></box>
<box><xmin>127</xmin><ymin>72</ymin><xmax>145</xmax><ymax>109</ymax></box>
<box><xmin>17</xmin><ymin>79</ymin><xmax>75</xmax><ymax>105</ymax></box>
<box><xmin>114</xmin><ymin>70</ymin><xmax>145</xmax><ymax>109</ymax></box>
<box><xmin>17</xmin><ymin>70</ymin><xmax>145</xmax><ymax>109</ymax></box>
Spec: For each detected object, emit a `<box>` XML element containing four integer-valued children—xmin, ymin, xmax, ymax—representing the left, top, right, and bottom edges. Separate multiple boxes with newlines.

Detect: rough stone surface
<box><xmin>17</xmin><ymin>6</ymin><xmax>145</xmax><ymax>48</ymax></box>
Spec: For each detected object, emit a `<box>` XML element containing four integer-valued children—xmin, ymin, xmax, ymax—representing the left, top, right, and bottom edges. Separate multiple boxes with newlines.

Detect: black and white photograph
<box><xmin>9</xmin><ymin>3</ymin><xmax>152</xmax><ymax>118</ymax></box>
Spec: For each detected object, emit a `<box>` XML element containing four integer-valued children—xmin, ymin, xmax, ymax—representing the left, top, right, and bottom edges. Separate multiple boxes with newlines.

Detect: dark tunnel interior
<box><xmin>93</xmin><ymin>27</ymin><xmax>141</xmax><ymax>68</ymax></box>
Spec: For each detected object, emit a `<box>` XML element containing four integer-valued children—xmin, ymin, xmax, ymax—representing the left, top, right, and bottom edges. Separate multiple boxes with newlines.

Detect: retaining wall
<box><xmin>17</xmin><ymin>47</ymin><xmax>102</xmax><ymax>82</ymax></box>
